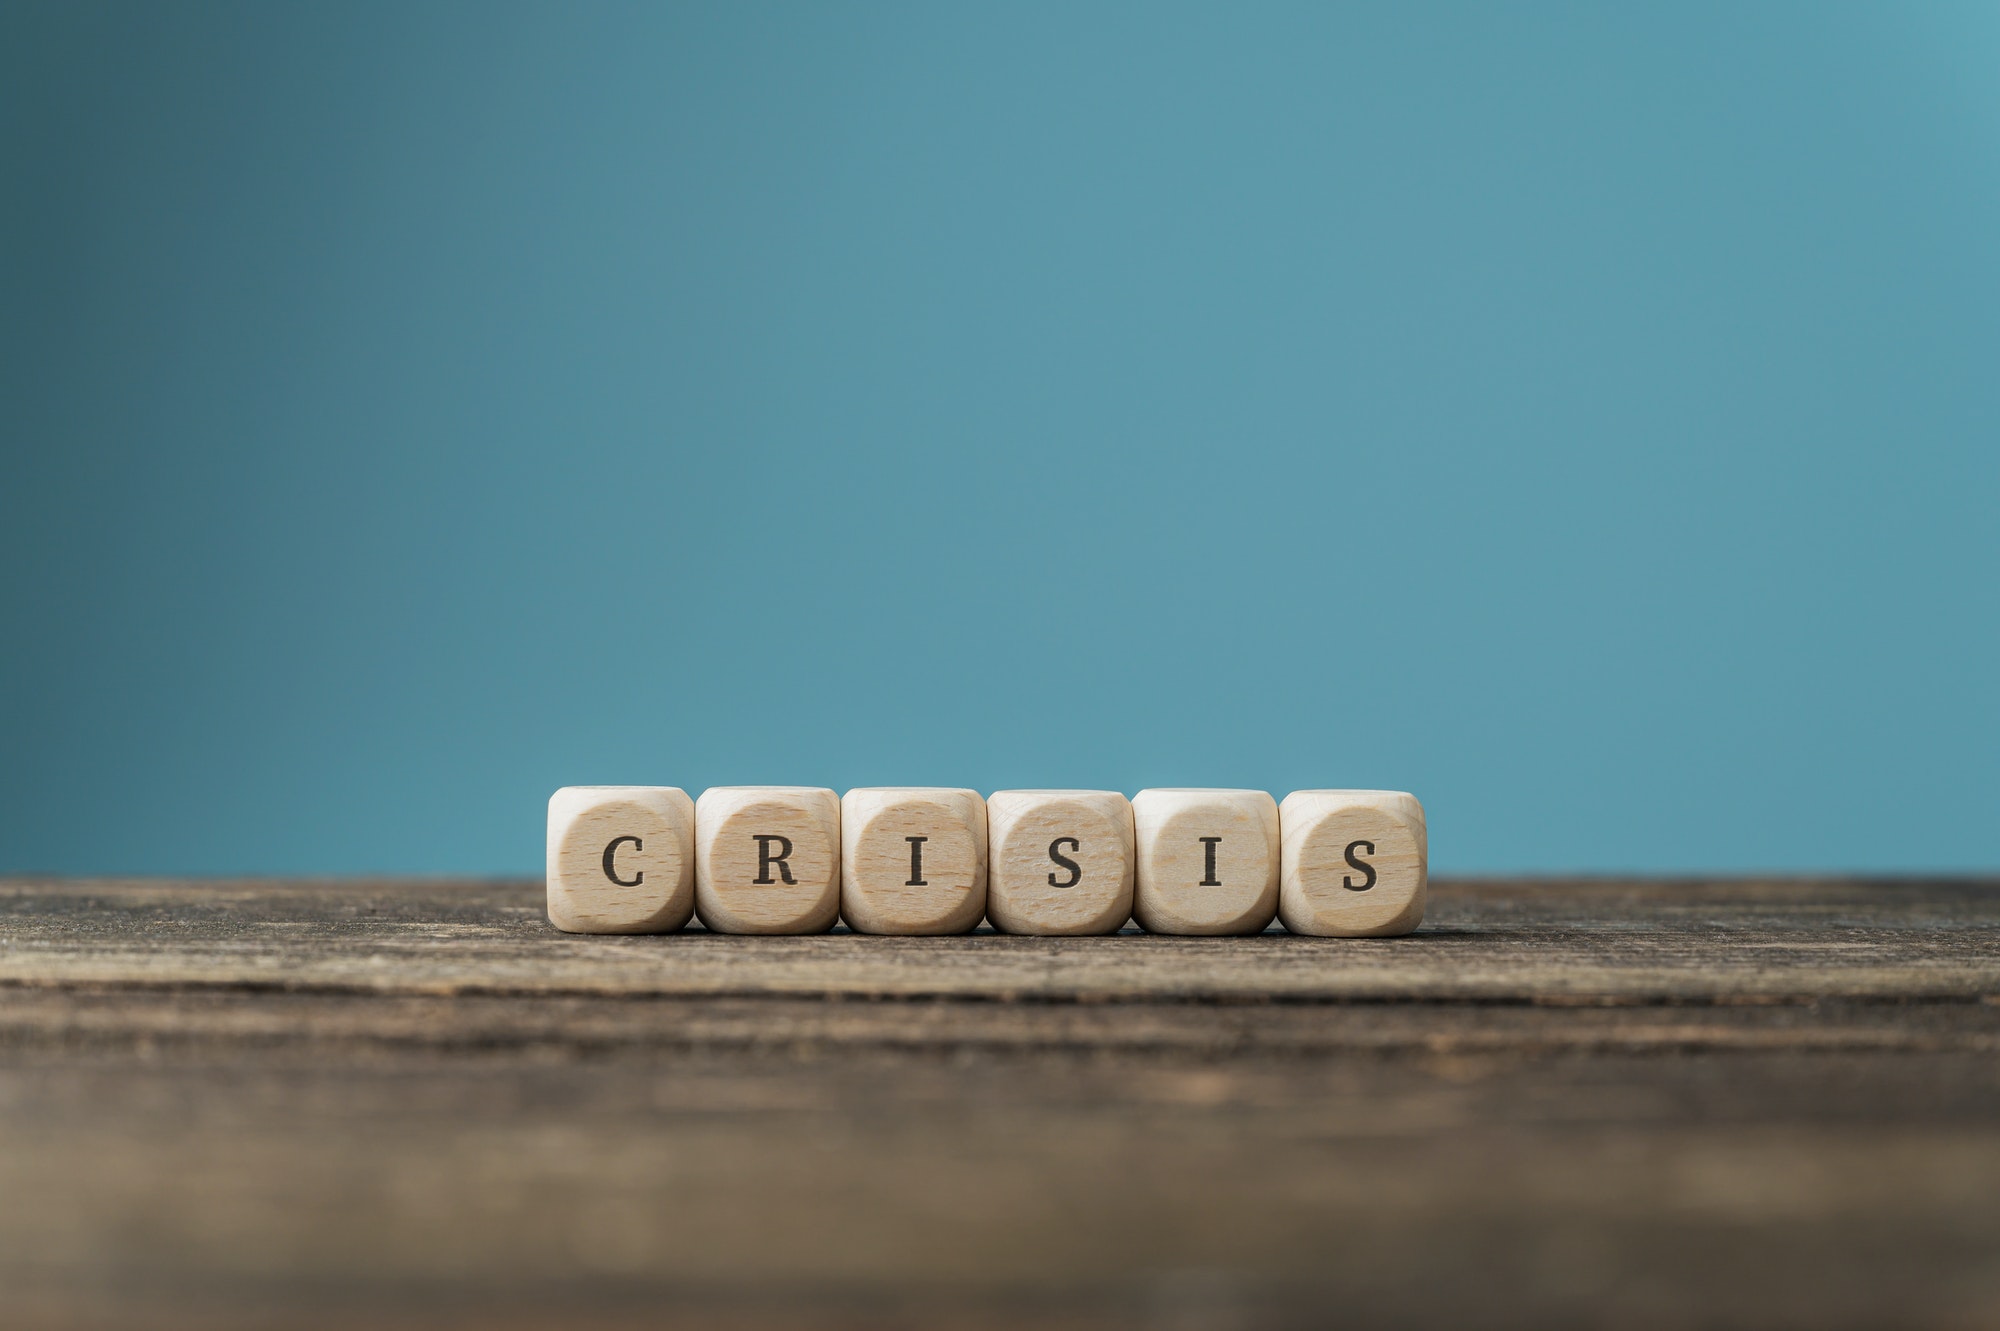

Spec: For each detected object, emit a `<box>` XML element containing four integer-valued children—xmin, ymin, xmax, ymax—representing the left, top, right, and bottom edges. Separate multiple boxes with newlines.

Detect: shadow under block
<box><xmin>694</xmin><ymin>787</ymin><xmax>841</xmax><ymax>935</ymax></box>
<box><xmin>545</xmin><ymin>786</ymin><xmax>695</xmax><ymax>934</ymax></box>
<box><xmin>840</xmin><ymin>788</ymin><xmax>988</xmax><ymax>935</ymax></box>
<box><xmin>1132</xmin><ymin>788</ymin><xmax>1281</xmax><ymax>935</ymax></box>
<box><xmin>1278</xmin><ymin>789</ymin><xmax>1427</xmax><ymax>936</ymax></box>
<box><xmin>985</xmin><ymin>790</ymin><xmax>1134</xmax><ymax>935</ymax></box>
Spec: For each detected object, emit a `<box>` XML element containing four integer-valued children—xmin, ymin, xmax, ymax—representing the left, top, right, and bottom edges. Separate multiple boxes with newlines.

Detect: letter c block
<box><xmin>546</xmin><ymin>786</ymin><xmax>696</xmax><ymax>933</ymax></box>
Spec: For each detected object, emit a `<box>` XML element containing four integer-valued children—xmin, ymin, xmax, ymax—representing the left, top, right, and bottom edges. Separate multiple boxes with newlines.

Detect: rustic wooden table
<box><xmin>2</xmin><ymin>875</ymin><xmax>1996</xmax><ymax>1329</ymax></box>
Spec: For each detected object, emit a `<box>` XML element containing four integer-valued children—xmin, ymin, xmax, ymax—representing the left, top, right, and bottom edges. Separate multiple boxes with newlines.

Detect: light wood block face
<box><xmin>1279</xmin><ymin>790</ymin><xmax>1428</xmax><ymax>937</ymax></box>
<box><xmin>695</xmin><ymin>787</ymin><xmax>841</xmax><ymax>935</ymax></box>
<box><xmin>545</xmin><ymin>786</ymin><xmax>695</xmax><ymax>934</ymax></box>
<box><xmin>1132</xmin><ymin>788</ymin><xmax>1280</xmax><ymax>935</ymax></box>
<box><xmin>985</xmin><ymin>790</ymin><xmax>1134</xmax><ymax>936</ymax></box>
<box><xmin>840</xmin><ymin>788</ymin><xmax>988</xmax><ymax>935</ymax></box>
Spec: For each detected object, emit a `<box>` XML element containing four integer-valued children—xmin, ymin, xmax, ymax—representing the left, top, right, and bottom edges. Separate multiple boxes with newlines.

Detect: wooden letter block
<box><xmin>840</xmin><ymin>788</ymin><xmax>987</xmax><ymax>935</ymax></box>
<box><xmin>1278</xmin><ymin>790</ymin><xmax>1427</xmax><ymax>937</ymax></box>
<box><xmin>985</xmin><ymin>790</ymin><xmax>1133</xmax><ymax>935</ymax></box>
<box><xmin>695</xmin><ymin>787</ymin><xmax>841</xmax><ymax>934</ymax></box>
<box><xmin>1132</xmin><ymin>788</ymin><xmax>1280</xmax><ymax>935</ymax></box>
<box><xmin>546</xmin><ymin>786</ymin><xmax>695</xmax><ymax>934</ymax></box>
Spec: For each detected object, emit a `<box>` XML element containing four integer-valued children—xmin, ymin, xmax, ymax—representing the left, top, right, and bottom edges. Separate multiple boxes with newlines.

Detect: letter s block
<box><xmin>695</xmin><ymin>787</ymin><xmax>841</xmax><ymax>934</ymax></box>
<box><xmin>546</xmin><ymin>786</ymin><xmax>696</xmax><ymax>933</ymax></box>
<box><xmin>841</xmin><ymin>788</ymin><xmax>987</xmax><ymax>935</ymax></box>
<box><xmin>985</xmin><ymin>790</ymin><xmax>1133</xmax><ymax>935</ymax></box>
<box><xmin>1278</xmin><ymin>790</ymin><xmax>1427</xmax><ymax>937</ymax></box>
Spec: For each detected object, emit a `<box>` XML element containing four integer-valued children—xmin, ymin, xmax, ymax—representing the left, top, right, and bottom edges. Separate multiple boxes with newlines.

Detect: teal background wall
<box><xmin>3</xmin><ymin>2</ymin><xmax>1996</xmax><ymax>875</ymax></box>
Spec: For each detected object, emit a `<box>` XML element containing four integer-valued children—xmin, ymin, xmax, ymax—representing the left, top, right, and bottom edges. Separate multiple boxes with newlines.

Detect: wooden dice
<box><xmin>985</xmin><ymin>790</ymin><xmax>1135</xmax><ymax>935</ymax></box>
<box><xmin>840</xmin><ymin>788</ymin><xmax>987</xmax><ymax>935</ymax></box>
<box><xmin>695</xmin><ymin>787</ymin><xmax>842</xmax><ymax>935</ymax></box>
<box><xmin>546</xmin><ymin>786</ymin><xmax>696</xmax><ymax>933</ymax></box>
<box><xmin>1132</xmin><ymin>788</ymin><xmax>1280</xmax><ymax>935</ymax></box>
<box><xmin>1278</xmin><ymin>790</ymin><xmax>1427</xmax><ymax>937</ymax></box>
<box><xmin>547</xmin><ymin>785</ymin><xmax>1426</xmax><ymax>937</ymax></box>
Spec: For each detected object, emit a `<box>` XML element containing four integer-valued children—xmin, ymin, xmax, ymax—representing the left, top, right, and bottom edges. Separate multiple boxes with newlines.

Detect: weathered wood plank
<box><xmin>3</xmin><ymin>875</ymin><xmax>1997</xmax><ymax>1001</ymax></box>
<box><xmin>0</xmin><ymin>876</ymin><xmax>1996</xmax><ymax>1330</ymax></box>
<box><xmin>2</xmin><ymin>1042</ymin><xmax>1998</xmax><ymax>1329</ymax></box>
<box><xmin>5</xmin><ymin>987</ymin><xmax>2000</xmax><ymax>1057</ymax></box>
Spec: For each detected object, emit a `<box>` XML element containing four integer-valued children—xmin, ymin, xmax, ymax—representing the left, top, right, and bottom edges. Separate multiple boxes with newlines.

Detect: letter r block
<box><xmin>840</xmin><ymin>788</ymin><xmax>988</xmax><ymax>935</ymax></box>
<box><xmin>546</xmin><ymin>786</ymin><xmax>696</xmax><ymax>933</ymax></box>
<box><xmin>695</xmin><ymin>787</ymin><xmax>841</xmax><ymax>934</ymax></box>
<box><xmin>1132</xmin><ymin>788</ymin><xmax>1280</xmax><ymax>935</ymax></box>
<box><xmin>1278</xmin><ymin>790</ymin><xmax>1427</xmax><ymax>937</ymax></box>
<box><xmin>985</xmin><ymin>790</ymin><xmax>1133</xmax><ymax>935</ymax></box>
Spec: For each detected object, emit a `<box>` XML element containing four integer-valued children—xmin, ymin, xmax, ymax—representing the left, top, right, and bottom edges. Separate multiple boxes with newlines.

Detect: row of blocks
<box><xmin>548</xmin><ymin>786</ymin><xmax>1426</xmax><ymax>937</ymax></box>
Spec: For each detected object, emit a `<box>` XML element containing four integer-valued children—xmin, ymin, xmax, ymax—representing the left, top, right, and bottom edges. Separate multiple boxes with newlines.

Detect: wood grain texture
<box><xmin>0</xmin><ymin>875</ymin><xmax>1996</xmax><ymax>1330</ymax></box>
<box><xmin>695</xmin><ymin>786</ymin><xmax>841</xmax><ymax>934</ymax></box>
<box><xmin>4</xmin><ymin>875</ymin><xmax>1993</xmax><ymax>1001</ymax></box>
<box><xmin>546</xmin><ymin>785</ymin><xmax>695</xmax><ymax>933</ymax></box>
<box><xmin>840</xmin><ymin>787</ymin><xmax>987</xmax><ymax>935</ymax></box>
<box><xmin>1132</xmin><ymin>788</ymin><xmax>1280</xmax><ymax>935</ymax></box>
<box><xmin>985</xmin><ymin>790</ymin><xmax>1135</xmax><ymax>935</ymax></box>
<box><xmin>1279</xmin><ymin>789</ymin><xmax>1428</xmax><ymax>936</ymax></box>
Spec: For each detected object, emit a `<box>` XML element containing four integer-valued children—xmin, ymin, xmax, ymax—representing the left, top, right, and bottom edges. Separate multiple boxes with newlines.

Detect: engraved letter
<box><xmin>1343</xmin><ymin>839</ymin><xmax>1377</xmax><ymax>891</ymax></box>
<box><xmin>1047</xmin><ymin>836</ymin><xmax>1083</xmax><ymax>888</ymax></box>
<box><xmin>1199</xmin><ymin>836</ymin><xmax>1223</xmax><ymax>887</ymax></box>
<box><xmin>602</xmin><ymin>835</ymin><xmax>644</xmax><ymax>887</ymax></box>
<box><xmin>753</xmin><ymin>834</ymin><xmax>796</xmax><ymax>885</ymax></box>
<box><xmin>905</xmin><ymin>835</ymin><xmax>929</xmax><ymax>886</ymax></box>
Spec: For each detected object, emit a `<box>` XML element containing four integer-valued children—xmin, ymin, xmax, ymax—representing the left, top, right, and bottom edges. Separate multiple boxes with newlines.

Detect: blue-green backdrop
<box><xmin>3</xmin><ymin>2</ymin><xmax>1996</xmax><ymax>874</ymax></box>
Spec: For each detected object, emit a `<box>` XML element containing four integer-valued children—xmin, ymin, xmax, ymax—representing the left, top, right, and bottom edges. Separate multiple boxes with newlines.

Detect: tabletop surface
<box><xmin>2</xmin><ymin>874</ymin><xmax>1996</xmax><ymax>1329</ymax></box>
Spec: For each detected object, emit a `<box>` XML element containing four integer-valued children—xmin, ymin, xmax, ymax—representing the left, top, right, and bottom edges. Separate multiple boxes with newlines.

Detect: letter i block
<box><xmin>840</xmin><ymin>788</ymin><xmax>987</xmax><ymax>935</ymax></box>
<box><xmin>695</xmin><ymin>787</ymin><xmax>841</xmax><ymax>934</ymax></box>
<box><xmin>985</xmin><ymin>790</ymin><xmax>1134</xmax><ymax>935</ymax></box>
<box><xmin>546</xmin><ymin>786</ymin><xmax>696</xmax><ymax>933</ymax></box>
<box><xmin>1132</xmin><ymin>789</ymin><xmax>1280</xmax><ymax>935</ymax></box>
<box><xmin>1278</xmin><ymin>790</ymin><xmax>1428</xmax><ymax>936</ymax></box>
